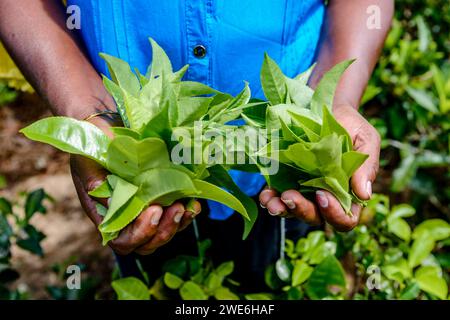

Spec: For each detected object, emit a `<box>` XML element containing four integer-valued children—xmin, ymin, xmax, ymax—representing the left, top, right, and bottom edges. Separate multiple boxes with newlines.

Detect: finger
<box><xmin>352</xmin><ymin>128</ymin><xmax>381</xmax><ymax>200</ymax></box>
<box><xmin>280</xmin><ymin>190</ymin><xmax>322</xmax><ymax>225</ymax></box>
<box><xmin>109</xmin><ymin>205</ymin><xmax>163</xmax><ymax>255</ymax></box>
<box><xmin>70</xmin><ymin>158</ymin><xmax>107</xmax><ymax>225</ymax></box>
<box><xmin>265</xmin><ymin>197</ymin><xmax>290</xmax><ymax>217</ymax></box>
<box><xmin>178</xmin><ymin>200</ymin><xmax>202</xmax><ymax>231</ymax></box>
<box><xmin>315</xmin><ymin>190</ymin><xmax>361</xmax><ymax>232</ymax></box>
<box><xmin>259</xmin><ymin>186</ymin><xmax>278</xmax><ymax>208</ymax></box>
<box><xmin>134</xmin><ymin>202</ymin><xmax>185</xmax><ymax>255</ymax></box>
<box><xmin>70</xmin><ymin>156</ymin><xmax>109</xmax><ymax>208</ymax></box>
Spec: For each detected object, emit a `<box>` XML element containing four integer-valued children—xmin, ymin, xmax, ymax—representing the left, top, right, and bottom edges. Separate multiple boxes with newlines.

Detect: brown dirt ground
<box><xmin>0</xmin><ymin>94</ymin><xmax>114</xmax><ymax>299</ymax></box>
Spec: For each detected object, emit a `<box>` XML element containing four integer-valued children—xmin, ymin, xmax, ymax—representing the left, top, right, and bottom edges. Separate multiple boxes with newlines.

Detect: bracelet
<box><xmin>83</xmin><ymin>110</ymin><xmax>120</xmax><ymax>122</ymax></box>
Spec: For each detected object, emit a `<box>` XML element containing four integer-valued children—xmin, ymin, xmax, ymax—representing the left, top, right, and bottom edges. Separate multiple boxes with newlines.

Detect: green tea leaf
<box><xmin>261</xmin><ymin>53</ymin><xmax>287</xmax><ymax>105</ymax></box>
<box><xmin>321</xmin><ymin>106</ymin><xmax>352</xmax><ymax>152</ymax></box>
<box><xmin>99</xmin><ymin>194</ymin><xmax>147</xmax><ymax>234</ymax></box>
<box><xmin>305</xmin><ymin>255</ymin><xmax>346</xmax><ymax>300</ymax></box>
<box><xmin>134</xmin><ymin>168</ymin><xmax>198</xmax><ymax>207</ymax></box>
<box><xmin>387</xmin><ymin>218</ymin><xmax>411</xmax><ymax>242</ymax></box>
<box><xmin>178</xmin><ymin>81</ymin><xmax>218</xmax><ymax>97</ymax></box>
<box><xmin>100</xmin><ymin>53</ymin><xmax>140</xmax><ymax>96</ymax></box>
<box><xmin>408</xmin><ymin>231</ymin><xmax>435</xmax><ymax>268</ymax></box>
<box><xmin>342</xmin><ymin>151</ymin><xmax>369</xmax><ymax>177</ymax></box>
<box><xmin>206</xmin><ymin>165</ymin><xmax>258</xmax><ymax>239</ymax></box>
<box><xmin>294</xmin><ymin>63</ymin><xmax>315</xmax><ymax>85</ymax></box>
<box><xmin>163</xmin><ymin>272</ymin><xmax>184</xmax><ymax>290</ymax></box>
<box><xmin>110</xmin><ymin>127</ymin><xmax>141</xmax><ymax>140</ymax></box>
<box><xmin>310</xmin><ymin>60</ymin><xmax>354</xmax><ymax>117</ymax></box>
<box><xmin>148</xmin><ymin>38</ymin><xmax>174</xmax><ymax>80</ymax></box>
<box><xmin>193</xmin><ymin>179</ymin><xmax>249</xmax><ymax>220</ymax></box>
<box><xmin>216</xmin><ymin>261</ymin><xmax>234</xmax><ymax>277</ymax></box>
<box><xmin>88</xmin><ymin>180</ymin><xmax>112</xmax><ymax>198</ymax></box>
<box><xmin>179</xmin><ymin>281</ymin><xmax>208</xmax><ymax>300</ymax></box>
<box><xmin>415</xmin><ymin>266</ymin><xmax>448</xmax><ymax>300</ymax></box>
<box><xmin>390</xmin><ymin>204</ymin><xmax>416</xmax><ymax>219</ymax></box>
<box><xmin>177</xmin><ymin>97</ymin><xmax>212</xmax><ymax>126</ymax></box>
<box><xmin>292</xmin><ymin>260</ymin><xmax>313</xmax><ymax>286</ymax></box>
<box><xmin>412</xmin><ymin>219</ymin><xmax>450</xmax><ymax>241</ymax></box>
<box><xmin>214</xmin><ymin>287</ymin><xmax>239</xmax><ymax>300</ymax></box>
<box><xmin>103</xmin><ymin>76</ymin><xmax>130</xmax><ymax>127</ymax></box>
<box><xmin>106</xmin><ymin>136</ymin><xmax>171</xmax><ymax>180</ymax></box>
<box><xmin>101</xmin><ymin>175</ymin><xmax>138</xmax><ymax>226</ymax></box>
<box><xmin>20</xmin><ymin>117</ymin><xmax>110</xmax><ymax>165</ymax></box>
<box><xmin>302</xmin><ymin>177</ymin><xmax>352</xmax><ymax>213</ymax></box>
<box><xmin>285</xmin><ymin>77</ymin><xmax>314</xmax><ymax>108</ymax></box>
<box><xmin>112</xmin><ymin>277</ymin><xmax>150</xmax><ymax>300</ymax></box>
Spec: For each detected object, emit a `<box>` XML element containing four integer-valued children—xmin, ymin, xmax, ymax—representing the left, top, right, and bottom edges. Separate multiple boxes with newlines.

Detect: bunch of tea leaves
<box><xmin>21</xmin><ymin>39</ymin><xmax>258</xmax><ymax>243</ymax></box>
<box><xmin>244</xmin><ymin>55</ymin><xmax>368</xmax><ymax>214</ymax></box>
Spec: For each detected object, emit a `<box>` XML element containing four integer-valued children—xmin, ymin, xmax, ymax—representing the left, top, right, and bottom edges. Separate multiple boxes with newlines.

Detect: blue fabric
<box><xmin>68</xmin><ymin>0</ymin><xmax>325</xmax><ymax>220</ymax></box>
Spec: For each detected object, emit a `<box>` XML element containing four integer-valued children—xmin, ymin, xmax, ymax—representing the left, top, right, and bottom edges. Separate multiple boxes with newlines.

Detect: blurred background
<box><xmin>0</xmin><ymin>0</ymin><xmax>448</xmax><ymax>300</ymax></box>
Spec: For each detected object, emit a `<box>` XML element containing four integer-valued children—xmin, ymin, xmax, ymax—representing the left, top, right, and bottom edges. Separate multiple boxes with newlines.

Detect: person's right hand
<box><xmin>70</xmin><ymin>117</ymin><xmax>201</xmax><ymax>256</ymax></box>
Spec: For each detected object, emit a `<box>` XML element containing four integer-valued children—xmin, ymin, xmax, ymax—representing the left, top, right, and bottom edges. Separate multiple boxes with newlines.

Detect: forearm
<box><xmin>309</xmin><ymin>0</ymin><xmax>394</xmax><ymax>109</ymax></box>
<box><xmin>0</xmin><ymin>0</ymin><xmax>115</xmax><ymax>120</ymax></box>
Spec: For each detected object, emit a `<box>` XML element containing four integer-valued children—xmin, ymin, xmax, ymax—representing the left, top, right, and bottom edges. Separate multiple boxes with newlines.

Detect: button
<box><xmin>193</xmin><ymin>45</ymin><xmax>207</xmax><ymax>58</ymax></box>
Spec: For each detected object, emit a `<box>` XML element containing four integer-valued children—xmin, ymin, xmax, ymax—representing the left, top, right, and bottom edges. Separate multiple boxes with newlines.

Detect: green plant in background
<box><xmin>111</xmin><ymin>239</ymin><xmax>240</xmax><ymax>300</ymax></box>
<box><xmin>338</xmin><ymin>194</ymin><xmax>450</xmax><ymax>300</ymax></box>
<box><xmin>46</xmin><ymin>257</ymin><xmax>101</xmax><ymax>300</ymax></box>
<box><xmin>0</xmin><ymin>189</ymin><xmax>50</xmax><ymax>299</ymax></box>
<box><xmin>252</xmin><ymin>230</ymin><xmax>346</xmax><ymax>300</ymax></box>
<box><xmin>0</xmin><ymin>81</ymin><xmax>18</xmax><ymax>106</ymax></box>
<box><xmin>110</xmin><ymin>194</ymin><xmax>449</xmax><ymax>301</ymax></box>
<box><xmin>361</xmin><ymin>3</ymin><xmax>449</xmax><ymax>217</ymax></box>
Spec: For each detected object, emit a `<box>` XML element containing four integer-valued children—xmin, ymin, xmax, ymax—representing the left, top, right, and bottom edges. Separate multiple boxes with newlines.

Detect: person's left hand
<box><xmin>259</xmin><ymin>104</ymin><xmax>381</xmax><ymax>231</ymax></box>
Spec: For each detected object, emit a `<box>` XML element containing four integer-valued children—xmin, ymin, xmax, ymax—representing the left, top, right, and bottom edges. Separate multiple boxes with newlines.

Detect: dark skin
<box><xmin>0</xmin><ymin>0</ymin><xmax>393</xmax><ymax>254</ymax></box>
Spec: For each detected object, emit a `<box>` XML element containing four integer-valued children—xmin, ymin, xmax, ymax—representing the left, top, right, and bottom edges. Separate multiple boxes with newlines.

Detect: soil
<box><xmin>0</xmin><ymin>94</ymin><xmax>114</xmax><ymax>299</ymax></box>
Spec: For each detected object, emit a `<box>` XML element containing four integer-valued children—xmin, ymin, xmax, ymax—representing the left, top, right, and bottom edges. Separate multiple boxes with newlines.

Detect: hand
<box><xmin>259</xmin><ymin>104</ymin><xmax>380</xmax><ymax>231</ymax></box>
<box><xmin>70</xmin><ymin>117</ymin><xmax>201</xmax><ymax>255</ymax></box>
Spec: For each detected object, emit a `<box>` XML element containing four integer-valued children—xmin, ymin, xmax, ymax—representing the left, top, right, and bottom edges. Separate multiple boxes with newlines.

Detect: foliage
<box><xmin>362</xmin><ymin>3</ymin><xmax>449</xmax><ymax>216</ymax></box>
<box><xmin>111</xmin><ymin>194</ymin><xmax>449</xmax><ymax>300</ymax></box>
<box><xmin>20</xmin><ymin>39</ymin><xmax>260</xmax><ymax>243</ymax></box>
<box><xmin>340</xmin><ymin>194</ymin><xmax>450</xmax><ymax>300</ymax></box>
<box><xmin>112</xmin><ymin>239</ymin><xmax>240</xmax><ymax>300</ymax></box>
<box><xmin>0</xmin><ymin>189</ymin><xmax>50</xmax><ymax>299</ymax></box>
<box><xmin>247</xmin><ymin>56</ymin><xmax>367</xmax><ymax>214</ymax></box>
<box><xmin>46</xmin><ymin>257</ymin><xmax>101</xmax><ymax>300</ymax></box>
<box><xmin>20</xmin><ymin>39</ymin><xmax>366</xmax><ymax>242</ymax></box>
<box><xmin>0</xmin><ymin>42</ymin><xmax>33</xmax><ymax>93</ymax></box>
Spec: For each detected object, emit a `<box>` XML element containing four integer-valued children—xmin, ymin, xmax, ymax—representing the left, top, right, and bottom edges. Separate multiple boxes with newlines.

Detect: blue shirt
<box><xmin>68</xmin><ymin>0</ymin><xmax>325</xmax><ymax>219</ymax></box>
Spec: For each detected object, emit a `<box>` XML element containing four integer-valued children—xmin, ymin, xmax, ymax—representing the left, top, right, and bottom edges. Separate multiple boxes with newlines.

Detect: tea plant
<box><xmin>0</xmin><ymin>189</ymin><xmax>49</xmax><ymax>299</ymax></box>
<box><xmin>340</xmin><ymin>194</ymin><xmax>450</xmax><ymax>300</ymax></box>
<box><xmin>362</xmin><ymin>10</ymin><xmax>449</xmax><ymax>212</ymax></box>
<box><xmin>111</xmin><ymin>239</ymin><xmax>240</xmax><ymax>300</ymax></box>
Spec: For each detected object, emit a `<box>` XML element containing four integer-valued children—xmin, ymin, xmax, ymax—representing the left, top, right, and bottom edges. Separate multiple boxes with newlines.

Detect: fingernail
<box><xmin>281</xmin><ymin>198</ymin><xmax>295</xmax><ymax>210</ymax></box>
<box><xmin>151</xmin><ymin>207</ymin><xmax>163</xmax><ymax>225</ymax></box>
<box><xmin>174</xmin><ymin>211</ymin><xmax>184</xmax><ymax>223</ymax></box>
<box><xmin>366</xmin><ymin>181</ymin><xmax>372</xmax><ymax>198</ymax></box>
<box><xmin>260</xmin><ymin>202</ymin><xmax>266</xmax><ymax>209</ymax></box>
<box><xmin>107</xmin><ymin>198</ymin><xmax>112</xmax><ymax>207</ymax></box>
<box><xmin>268</xmin><ymin>209</ymin><xmax>281</xmax><ymax>216</ymax></box>
<box><xmin>316</xmin><ymin>191</ymin><xmax>328</xmax><ymax>208</ymax></box>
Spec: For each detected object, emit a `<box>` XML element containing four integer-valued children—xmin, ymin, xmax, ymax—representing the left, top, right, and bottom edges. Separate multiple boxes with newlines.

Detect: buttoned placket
<box><xmin>185</xmin><ymin>0</ymin><xmax>213</xmax><ymax>86</ymax></box>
